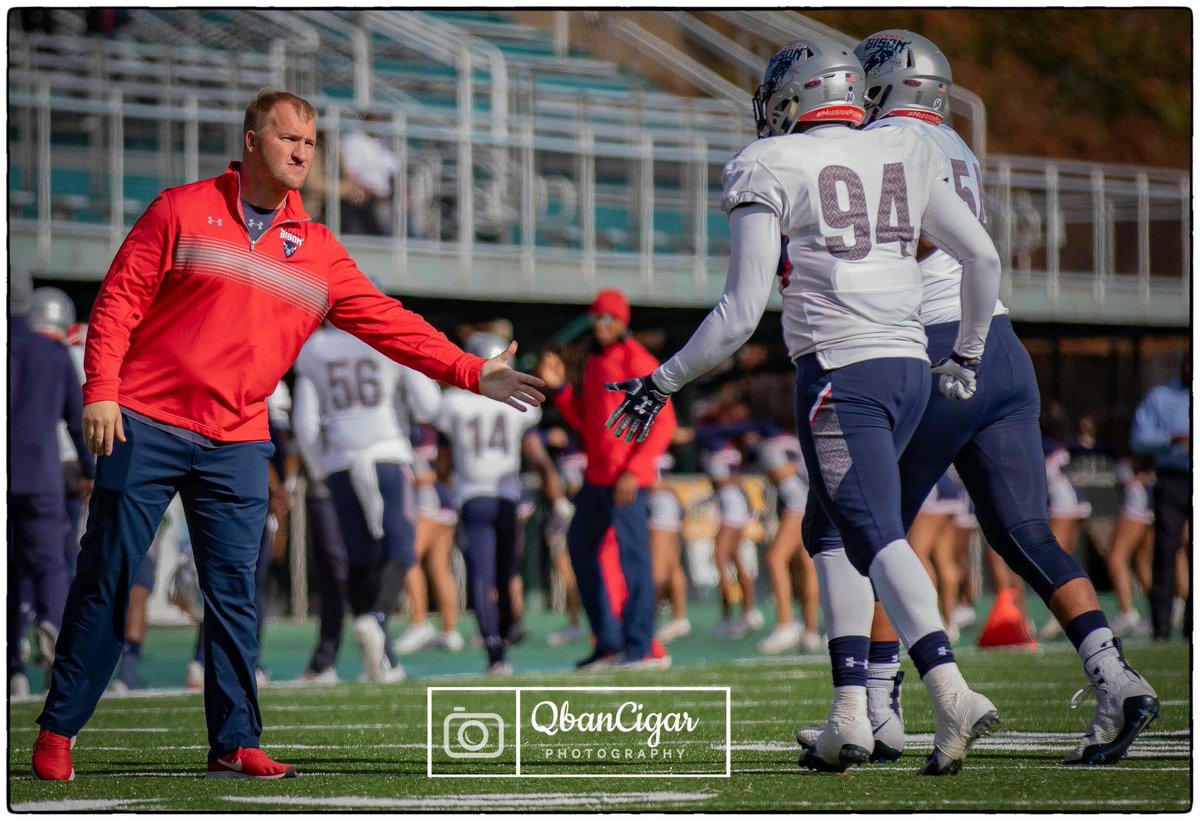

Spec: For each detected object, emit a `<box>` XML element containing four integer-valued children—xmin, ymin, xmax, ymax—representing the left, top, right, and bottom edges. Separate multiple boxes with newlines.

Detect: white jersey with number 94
<box><xmin>437</xmin><ymin>387</ymin><xmax>541</xmax><ymax>503</ymax></box>
<box><xmin>720</xmin><ymin>125</ymin><xmax>957</xmax><ymax>369</ymax></box>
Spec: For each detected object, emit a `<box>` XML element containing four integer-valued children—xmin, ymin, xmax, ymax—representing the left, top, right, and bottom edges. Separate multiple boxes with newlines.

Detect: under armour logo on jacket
<box><xmin>247</xmin><ymin>218</ymin><xmax>264</xmax><ymax>231</ymax></box>
<box><xmin>207</xmin><ymin>216</ymin><xmax>223</xmax><ymax>227</ymax></box>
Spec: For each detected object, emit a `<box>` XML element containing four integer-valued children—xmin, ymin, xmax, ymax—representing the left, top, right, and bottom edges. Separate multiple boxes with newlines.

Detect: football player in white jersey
<box><xmin>436</xmin><ymin>333</ymin><xmax>543</xmax><ymax>674</ymax></box>
<box><xmin>293</xmin><ymin>324</ymin><xmax>441</xmax><ymax>682</ymax></box>
<box><xmin>796</xmin><ymin>30</ymin><xmax>1155</xmax><ymax>769</ymax></box>
<box><xmin>606</xmin><ymin>36</ymin><xmax>1002</xmax><ymax>775</ymax></box>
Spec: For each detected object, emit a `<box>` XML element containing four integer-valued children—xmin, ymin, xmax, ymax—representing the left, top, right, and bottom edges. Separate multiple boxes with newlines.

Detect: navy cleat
<box><xmin>866</xmin><ymin>669</ymin><xmax>905</xmax><ymax>763</ymax></box>
<box><xmin>1064</xmin><ymin>640</ymin><xmax>1159</xmax><ymax>766</ymax></box>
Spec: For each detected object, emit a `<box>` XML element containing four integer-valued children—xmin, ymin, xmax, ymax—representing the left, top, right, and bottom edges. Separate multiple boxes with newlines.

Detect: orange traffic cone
<box><xmin>977</xmin><ymin>588</ymin><xmax>1039</xmax><ymax>649</ymax></box>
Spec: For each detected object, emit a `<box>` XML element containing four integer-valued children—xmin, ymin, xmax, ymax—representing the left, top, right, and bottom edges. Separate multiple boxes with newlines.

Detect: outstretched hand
<box><xmin>604</xmin><ymin>373</ymin><xmax>671</xmax><ymax>444</ymax></box>
<box><xmin>479</xmin><ymin>341</ymin><xmax>546</xmax><ymax>411</ymax></box>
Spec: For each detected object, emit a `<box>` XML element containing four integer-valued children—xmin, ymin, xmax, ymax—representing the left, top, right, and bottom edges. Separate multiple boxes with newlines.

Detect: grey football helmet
<box><xmin>30</xmin><ymin>287</ymin><xmax>76</xmax><ymax>339</ymax></box>
<box><xmin>753</xmin><ymin>36</ymin><xmax>866</xmax><ymax>138</ymax></box>
<box><xmin>464</xmin><ymin>331</ymin><xmax>509</xmax><ymax>360</ymax></box>
<box><xmin>854</xmin><ymin>30</ymin><xmax>952</xmax><ymax>125</ymax></box>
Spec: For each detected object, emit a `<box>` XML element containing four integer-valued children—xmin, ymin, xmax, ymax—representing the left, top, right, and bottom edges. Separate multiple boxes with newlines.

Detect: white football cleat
<box><xmin>355</xmin><ymin>615</ymin><xmax>389</xmax><ymax>683</ymax></box>
<box><xmin>866</xmin><ymin>670</ymin><xmax>905</xmax><ymax>762</ymax></box>
<box><xmin>295</xmin><ymin>667</ymin><xmax>339</xmax><ymax>685</ymax></box>
<box><xmin>1064</xmin><ymin>641</ymin><xmax>1159</xmax><ymax>765</ymax></box>
<box><xmin>655</xmin><ymin>617</ymin><xmax>692</xmax><ymax>644</ymax></box>
<box><xmin>919</xmin><ymin>687</ymin><xmax>999</xmax><ymax>775</ymax></box>
<box><xmin>392</xmin><ymin>620</ymin><xmax>438</xmax><ymax>656</ymax></box>
<box><xmin>10</xmin><ymin>673</ymin><xmax>31</xmax><ymax>698</ymax></box>
<box><xmin>758</xmin><ymin>622</ymin><xmax>803</xmax><ymax>655</ymax></box>
<box><xmin>798</xmin><ymin>689</ymin><xmax>874</xmax><ymax>773</ymax></box>
<box><xmin>486</xmin><ymin>660</ymin><xmax>514</xmax><ymax>676</ymax></box>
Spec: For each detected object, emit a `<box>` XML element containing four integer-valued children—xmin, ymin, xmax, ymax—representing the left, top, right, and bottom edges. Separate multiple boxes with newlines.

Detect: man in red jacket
<box><xmin>32</xmin><ymin>90</ymin><xmax>543</xmax><ymax>782</ymax></box>
<box><xmin>538</xmin><ymin>289</ymin><xmax>676</xmax><ymax>669</ymax></box>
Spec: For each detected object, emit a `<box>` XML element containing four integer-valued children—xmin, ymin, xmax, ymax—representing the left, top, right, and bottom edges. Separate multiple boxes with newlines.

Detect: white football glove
<box><xmin>931</xmin><ymin>353</ymin><xmax>981</xmax><ymax>401</ymax></box>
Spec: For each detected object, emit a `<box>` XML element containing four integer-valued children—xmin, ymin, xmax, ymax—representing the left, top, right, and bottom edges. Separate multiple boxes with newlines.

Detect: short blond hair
<box><xmin>243</xmin><ymin>90</ymin><xmax>316</xmax><ymax>135</ymax></box>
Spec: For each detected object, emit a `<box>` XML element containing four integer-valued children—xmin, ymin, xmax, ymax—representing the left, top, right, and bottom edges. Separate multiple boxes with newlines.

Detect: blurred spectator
<box><xmin>339</xmin><ymin>112</ymin><xmax>398</xmax><ymax>236</ymax></box>
<box><xmin>1131</xmin><ymin>357</ymin><xmax>1191</xmax><ymax>639</ymax></box>
<box><xmin>85</xmin><ymin>8</ymin><xmax>131</xmax><ymax>36</ymax></box>
<box><xmin>8</xmin><ymin>269</ymin><xmax>94</xmax><ymax>696</ymax></box>
<box><xmin>1069</xmin><ymin>413</ymin><xmax>1112</xmax><ymax>459</ymax></box>
<box><xmin>538</xmin><ymin>289</ymin><xmax>677</xmax><ymax>668</ymax></box>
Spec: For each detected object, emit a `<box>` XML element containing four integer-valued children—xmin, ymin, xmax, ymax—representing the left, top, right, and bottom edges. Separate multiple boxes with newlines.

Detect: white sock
<box><xmin>814</xmin><ymin>549</ymin><xmax>874</xmax><ymax>639</ymax></box>
<box><xmin>868</xmin><ymin>540</ymin><xmax>946</xmax><ymax>647</ymax></box>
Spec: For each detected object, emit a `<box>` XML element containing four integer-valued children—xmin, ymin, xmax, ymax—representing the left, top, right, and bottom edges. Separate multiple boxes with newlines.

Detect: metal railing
<box><xmin>7</xmin><ymin>78</ymin><xmax>1189</xmax><ymax>326</ymax></box>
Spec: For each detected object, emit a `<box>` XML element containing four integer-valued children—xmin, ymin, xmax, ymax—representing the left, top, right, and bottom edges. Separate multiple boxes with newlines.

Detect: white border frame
<box><xmin>427</xmin><ymin>686</ymin><xmax>732</xmax><ymax>779</ymax></box>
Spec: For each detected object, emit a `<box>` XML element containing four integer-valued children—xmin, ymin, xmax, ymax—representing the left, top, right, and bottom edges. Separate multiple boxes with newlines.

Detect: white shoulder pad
<box><xmin>719</xmin><ymin>139</ymin><xmax>787</xmax><ymax>218</ymax></box>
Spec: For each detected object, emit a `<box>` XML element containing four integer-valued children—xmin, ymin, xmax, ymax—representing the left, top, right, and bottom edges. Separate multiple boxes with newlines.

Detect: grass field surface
<box><xmin>8</xmin><ymin>599</ymin><xmax>1191</xmax><ymax>812</ymax></box>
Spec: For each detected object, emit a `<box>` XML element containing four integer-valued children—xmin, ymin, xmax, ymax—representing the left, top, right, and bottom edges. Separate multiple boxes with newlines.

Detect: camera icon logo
<box><xmin>442</xmin><ymin>706</ymin><xmax>506</xmax><ymax>759</ymax></box>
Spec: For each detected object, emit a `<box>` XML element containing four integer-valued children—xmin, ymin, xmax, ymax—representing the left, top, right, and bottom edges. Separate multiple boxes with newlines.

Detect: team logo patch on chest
<box><xmin>280</xmin><ymin>227</ymin><xmax>304</xmax><ymax>258</ymax></box>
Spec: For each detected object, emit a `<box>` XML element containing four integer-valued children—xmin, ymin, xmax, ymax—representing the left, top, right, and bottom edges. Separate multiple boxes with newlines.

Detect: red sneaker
<box><xmin>32</xmin><ymin>728</ymin><xmax>75</xmax><ymax>781</ymax></box>
<box><xmin>206</xmin><ymin>747</ymin><xmax>297</xmax><ymax>779</ymax></box>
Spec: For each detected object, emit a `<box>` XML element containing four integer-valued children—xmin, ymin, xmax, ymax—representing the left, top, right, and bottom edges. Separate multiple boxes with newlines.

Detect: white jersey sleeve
<box><xmin>397</xmin><ymin>367</ymin><xmax>442</xmax><ymax>426</ymax></box>
<box><xmin>919</xmin><ymin>170</ymin><xmax>1002</xmax><ymax>360</ymax></box>
<box><xmin>291</xmin><ymin>374</ymin><xmax>325</xmax><ymax>481</ymax></box>
<box><xmin>653</xmin><ymin>205</ymin><xmax>781</xmax><ymax>394</ymax></box>
<box><xmin>866</xmin><ymin>118</ymin><xmax>1008</xmax><ymax>327</ymax></box>
<box><xmin>440</xmin><ymin>389</ymin><xmax>540</xmax><ymax>502</ymax></box>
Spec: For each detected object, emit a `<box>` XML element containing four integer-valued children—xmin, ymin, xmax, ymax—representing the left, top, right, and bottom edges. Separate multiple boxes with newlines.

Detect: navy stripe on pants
<box><xmin>796</xmin><ymin>355</ymin><xmax>930</xmax><ymax>575</ymax></box>
<box><xmin>567</xmin><ymin>482</ymin><xmax>654</xmax><ymax>660</ymax></box>
<box><xmin>37</xmin><ymin>415</ymin><xmax>272</xmax><ymax>761</ymax></box>
<box><xmin>460</xmin><ymin>496</ymin><xmax>519</xmax><ymax>665</ymax></box>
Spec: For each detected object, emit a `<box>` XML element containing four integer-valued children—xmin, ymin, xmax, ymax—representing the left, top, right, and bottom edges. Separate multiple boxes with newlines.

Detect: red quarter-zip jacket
<box><xmin>84</xmin><ymin>162</ymin><xmax>485</xmax><ymax>442</ymax></box>
<box><xmin>554</xmin><ymin>336</ymin><xmax>676</xmax><ymax>487</ymax></box>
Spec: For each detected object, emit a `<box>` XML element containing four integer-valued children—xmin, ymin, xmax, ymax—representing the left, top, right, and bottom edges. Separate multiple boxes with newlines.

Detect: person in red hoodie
<box><xmin>31</xmin><ymin>90</ymin><xmax>544</xmax><ymax>782</ymax></box>
<box><xmin>537</xmin><ymin>289</ymin><xmax>676</xmax><ymax>669</ymax></box>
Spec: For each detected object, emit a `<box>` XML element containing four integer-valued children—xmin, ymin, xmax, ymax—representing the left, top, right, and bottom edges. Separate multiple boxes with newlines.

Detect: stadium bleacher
<box><xmin>6</xmin><ymin>9</ymin><xmax>1190</xmax><ymax>323</ymax></box>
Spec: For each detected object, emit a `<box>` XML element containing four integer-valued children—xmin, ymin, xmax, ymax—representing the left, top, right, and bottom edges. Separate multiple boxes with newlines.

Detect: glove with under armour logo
<box><xmin>931</xmin><ymin>352</ymin><xmax>981</xmax><ymax>401</ymax></box>
<box><xmin>605</xmin><ymin>374</ymin><xmax>671</xmax><ymax>444</ymax></box>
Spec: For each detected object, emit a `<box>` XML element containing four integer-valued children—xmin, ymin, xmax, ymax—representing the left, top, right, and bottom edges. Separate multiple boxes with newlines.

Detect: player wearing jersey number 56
<box><xmin>607</xmin><ymin>38</ymin><xmax>1002</xmax><ymax>775</ymax></box>
<box><xmin>32</xmin><ymin>89</ymin><xmax>544</xmax><ymax>782</ymax></box>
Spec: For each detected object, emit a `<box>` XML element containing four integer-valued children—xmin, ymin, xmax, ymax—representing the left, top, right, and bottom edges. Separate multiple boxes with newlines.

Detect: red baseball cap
<box><xmin>590</xmin><ymin>288</ymin><xmax>630</xmax><ymax>324</ymax></box>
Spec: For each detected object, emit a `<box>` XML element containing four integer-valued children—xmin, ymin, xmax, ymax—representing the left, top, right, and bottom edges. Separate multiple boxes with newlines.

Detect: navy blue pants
<box><xmin>460</xmin><ymin>496</ymin><xmax>519</xmax><ymax>665</ymax></box>
<box><xmin>37</xmin><ymin>415</ymin><xmax>272</xmax><ymax>761</ymax></box>
<box><xmin>192</xmin><ymin>510</ymin><xmax>273</xmax><ymax>667</ymax></box>
<box><xmin>899</xmin><ymin>317</ymin><xmax>1086</xmax><ymax>602</ymax></box>
<box><xmin>796</xmin><ymin>356</ymin><xmax>930</xmax><ymax>574</ymax></box>
<box><xmin>326</xmin><ymin>462</ymin><xmax>415</xmax><ymax>617</ymax></box>
<box><xmin>8</xmin><ymin>492</ymin><xmax>69</xmax><ymax>678</ymax></box>
<box><xmin>306</xmin><ymin>484</ymin><xmax>348</xmax><ymax>673</ymax></box>
<box><xmin>567</xmin><ymin>482</ymin><xmax>653</xmax><ymax>659</ymax></box>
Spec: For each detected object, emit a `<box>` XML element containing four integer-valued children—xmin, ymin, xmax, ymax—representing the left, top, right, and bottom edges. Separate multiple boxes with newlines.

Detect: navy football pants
<box><xmin>567</xmin><ymin>482</ymin><xmax>654</xmax><ymax>660</ymax></box>
<box><xmin>460</xmin><ymin>496</ymin><xmax>519</xmax><ymax>665</ymax></box>
<box><xmin>326</xmin><ymin>462</ymin><xmax>415</xmax><ymax>617</ymax></box>
<box><xmin>796</xmin><ymin>355</ymin><xmax>930</xmax><ymax>574</ymax></box>
<box><xmin>38</xmin><ymin>415</ymin><xmax>272</xmax><ymax>761</ymax></box>
<box><xmin>8</xmin><ymin>492</ymin><xmax>69</xmax><ymax>678</ymax></box>
<box><xmin>305</xmin><ymin>484</ymin><xmax>349</xmax><ymax>674</ymax></box>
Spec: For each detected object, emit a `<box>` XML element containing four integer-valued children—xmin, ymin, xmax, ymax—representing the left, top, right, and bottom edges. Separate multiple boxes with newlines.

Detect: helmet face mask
<box><xmin>854</xmin><ymin>30</ymin><xmax>952</xmax><ymax>125</ymax></box>
<box><xmin>753</xmin><ymin>37</ymin><xmax>866</xmax><ymax>138</ymax></box>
